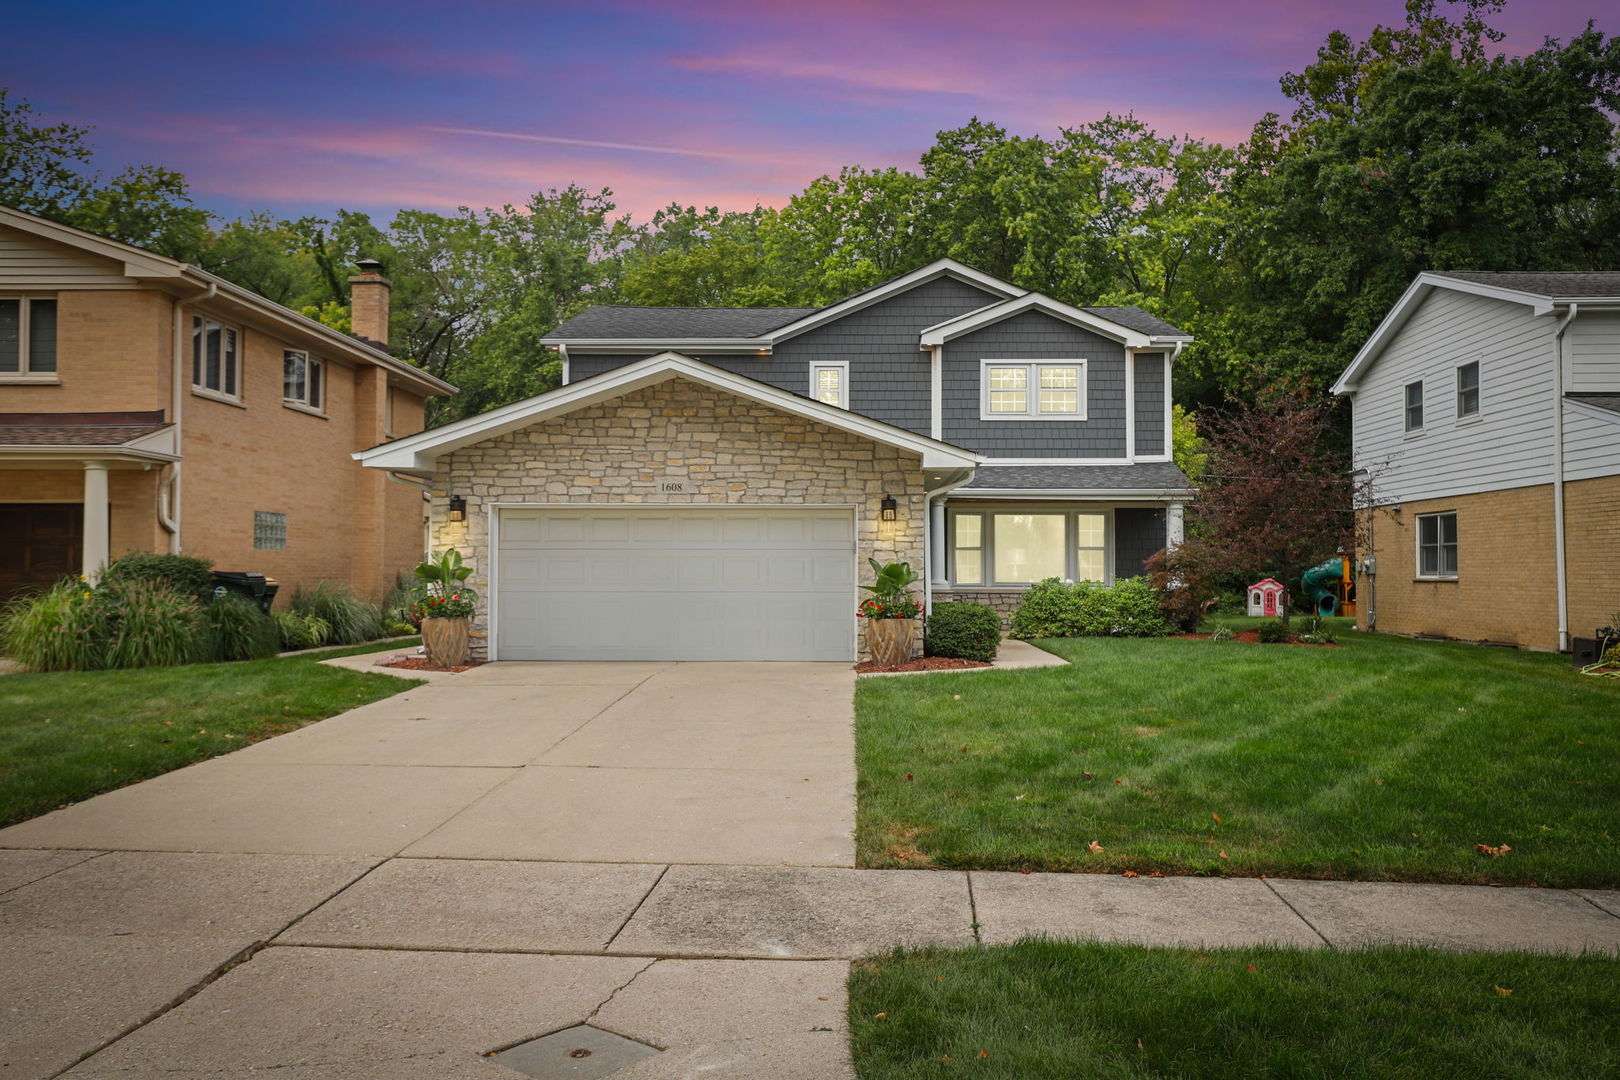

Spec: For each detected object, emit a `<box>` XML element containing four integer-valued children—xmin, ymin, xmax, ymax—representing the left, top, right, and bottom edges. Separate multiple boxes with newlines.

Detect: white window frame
<box><xmin>191</xmin><ymin>314</ymin><xmax>242</xmax><ymax>402</ymax></box>
<box><xmin>948</xmin><ymin>506</ymin><xmax>1115</xmax><ymax>587</ymax></box>
<box><xmin>0</xmin><ymin>295</ymin><xmax>59</xmax><ymax>380</ymax></box>
<box><xmin>809</xmin><ymin>361</ymin><xmax>848</xmax><ymax>409</ymax></box>
<box><xmin>980</xmin><ymin>359</ymin><xmax>1087</xmax><ymax>421</ymax></box>
<box><xmin>1403</xmin><ymin>380</ymin><xmax>1424</xmax><ymax>434</ymax></box>
<box><xmin>1456</xmin><ymin>361</ymin><xmax>1481</xmax><ymax>421</ymax></box>
<box><xmin>282</xmin><ymin>349</ymin><xmax>326</xmax><ymax>414</ymax></box>
<box><xmin>1414</xmin><ymin>510</ymin><xmax>1458</xmax><ymax>581</ymax></box>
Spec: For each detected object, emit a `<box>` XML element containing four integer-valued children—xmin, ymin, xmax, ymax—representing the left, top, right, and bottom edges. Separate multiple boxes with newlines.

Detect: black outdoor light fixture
<box><xmin>880</xmin><ymin>494</ymin><xmax>897</xmax><ymax>522</ymax></box>
<box><xmin>447</xmin><ymin>495</ymin><xmax>467</xmax><ymax>523</ymax></box>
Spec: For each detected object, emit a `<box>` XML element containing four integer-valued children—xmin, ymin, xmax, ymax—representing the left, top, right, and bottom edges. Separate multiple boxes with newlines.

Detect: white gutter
<box><xmin>1552</xmin><ymin>303</ymin><xmax>1577</xmax><ymax>651</ymax></box>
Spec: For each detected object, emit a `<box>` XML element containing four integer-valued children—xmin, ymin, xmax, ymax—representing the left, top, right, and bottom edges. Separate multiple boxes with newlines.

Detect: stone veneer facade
<box><xmin>428</xmin><ymin>378</ymin><xmax>929</xmax><ymax>660</ymax></box>
<box><xmin>932</xmin><ymin>589</ymin><xmax>1028</xmax><ymax>627</ymax></box>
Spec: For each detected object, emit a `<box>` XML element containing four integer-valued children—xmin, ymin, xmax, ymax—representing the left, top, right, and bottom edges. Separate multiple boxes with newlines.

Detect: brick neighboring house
<box><xmin>1333</xmin><ymin>271</ymin><xmax>1620</xmax><ymax>651</ymax></box>
<box><xmin>356</xmin><ymin>259</ymin><xmax>1194</xmax><ymax>662</ymax></box>
<box><xmin>0</xmin><ymin>205</ymin><xmax>455</xmax><ymax>605</ymax></box>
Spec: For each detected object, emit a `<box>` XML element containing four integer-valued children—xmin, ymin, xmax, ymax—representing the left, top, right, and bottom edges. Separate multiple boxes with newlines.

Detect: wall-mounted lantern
<box><xmin>880</xmin><ymin>494</ymin><xmax>897</xmax><ymax>522</ymax></box>
<box><xmin>447</xmin><ymin>495</ymin><xmax>467</xmax><ymax>523</ymax></box>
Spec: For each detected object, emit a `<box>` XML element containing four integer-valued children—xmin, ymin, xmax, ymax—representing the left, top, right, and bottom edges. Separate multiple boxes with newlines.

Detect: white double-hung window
<box><xmin>283</xmin><ymin>350</ymin><xmax>324</xmax><ymax>412</ymax></box>
<box><xmin>981</xmin><ymin>361</ymin><xmax>1085</xmax><ymax>419</ymax></box>
<box><xmin>191</xmin><ymin>315</ymin><xmax>240</xmax><ymax>399</ymax></box>
<box><xmin>951</xmin><ymin>510</ymin><xmax>1111</xmax><ymax>586</ymax></box>
<box><xmin>809</xmin><ymin>361</ymin><xmax>848</xmax><ymax>408</ymax></box>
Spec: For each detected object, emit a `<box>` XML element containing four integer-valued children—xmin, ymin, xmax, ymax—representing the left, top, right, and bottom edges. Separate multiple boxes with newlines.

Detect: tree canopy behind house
<box><xmin>3</xmin><ymin>0</ymin><xmax>1617</xmax><ymax>425</ymax></box>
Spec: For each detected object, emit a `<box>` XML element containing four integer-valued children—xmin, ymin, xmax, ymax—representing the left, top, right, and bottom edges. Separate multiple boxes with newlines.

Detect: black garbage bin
<box><xmin>211</xmin><ymin>571</ymin><xmax>280</xmax><ymax>614</ymax></box>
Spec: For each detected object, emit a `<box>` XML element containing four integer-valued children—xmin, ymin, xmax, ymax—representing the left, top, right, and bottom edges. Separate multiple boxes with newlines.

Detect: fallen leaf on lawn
<box><xmin>1246</xmin><ymin>965</ymin><xmax>1257</xmax><ymax>972</ymax></box>
<box><xmin>1014</xmin><ymin>793</ymin><xmax>1026</xmax><ymax>800</ymax></box>
<box><xmin>1088</xmin><ymin>840</ymin><xmax>1105</xmax><ymax>852</ymax></box>
<box><xmin>1218</xmin><ymin>850</ymin><xmax>1229</xmax><ymax>859</ymax></box>
<box><xmin>1082</xmin><ymin>771</ymin><xmax>1094</xmax><ymax>778</ymax></box>
<box><xmin>935</xmin><ymin>976</ymin><xmax>944</xmax><ymax>983</ymax></box>
<box><xmin>1493</xmin><ymin>985</ymin><xmax>1512</xmax><ymax>997</ymax></box>
<box><xmin>953</xmin><ymin>694</ymin><xmax>961</xmax><ymax>701</ymax></box>
<box><xmin>1148</xmin><ymin>872</ymin><xmax>1165</xmax><ymax>877</ymax></box>
<box><xmin>1411</xmin><ymin>832</ymin><xmax>1419</xmax><ymax>838</ymax></box>
<box><xmin>905</xmin><ymin>773</ymin><xmax>914</xmax><ymax>781</ymax></box>
<box><xmin>1114</xmin><ymin>779</ymin><xmax>1124</xmax><ymax>786</ymax></box>
<box><xmin>818</xmin><ymin>996</ymin><xmax>829</xmax><ymax>1000</ymax></box>
<box><xmin>940</xmin><ymin>1055</ymin><xmax>951</xmax><ymax>1063</ymax></box>
<box><xmin>1475</xmin><ymin>843</ymin><xmax>1512</xmax><ymax>857</ymax></box>
<box><xmin>874</xmin><ymin>1012</ymin><xmax>887</xmax><ymax>1020</ymax></box>
<box><xmin>978</xmin><ymin>1050</ymin><xmax>989</xmax><ymax>1059</ymax></box>
<box><xmin>1122</xmin><ymin>870</ymin><xmax>1139</xmax><ymax>877</ymax></box>
<box><xmin>1212</xmin><ymin>813</ymin><xmax>1223</xmax><ymax>824</ymax></box>
<box><xmin>1018</xmin><ymin>868</ymin><xmax>1033</xmax><ymax>874</ymax></box>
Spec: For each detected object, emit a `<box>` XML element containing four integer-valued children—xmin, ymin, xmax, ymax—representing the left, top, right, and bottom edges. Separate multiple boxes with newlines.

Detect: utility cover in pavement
<box><xmin>491</xmin><ymin>1025</ymin><xmax>661</xmax><ymax>1078</ymax></box>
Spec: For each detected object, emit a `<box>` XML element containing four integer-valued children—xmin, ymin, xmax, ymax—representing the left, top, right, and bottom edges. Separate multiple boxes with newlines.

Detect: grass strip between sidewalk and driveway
<box><xmin>856</xmin><ymin>619</ymin><xmax>1620</xmax><ymax>886</ymax></box>
<box><xmin>848</xmin><ymin>939</ymin><xmax>1620</xmax><ymax>1080</ymax></box>
<box><xmin>0</xmin><ymin>638</ymin><xmax>421</xmax><ymax>827</ymax></box>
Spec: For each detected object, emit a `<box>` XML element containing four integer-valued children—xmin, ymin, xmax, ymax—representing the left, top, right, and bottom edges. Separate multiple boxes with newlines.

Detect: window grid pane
<box><xmin>1076</xmin><ymin>549</ymin><xmax>1105</xmax><ymax>582</ymax></box>
<box><xmin>191</xmin><ymin>316</ymin><xmax>203</xmax><ymax>386</ymax></box>
<box><xmin>27</xmin><ymin>300</ymin><xmax>56</xmax><ymax>372</ymax></box>
<box><xmin>1405</xmin><ymin>382</ymin><xmax>1423</xmax><ymax>430</ymax></box>
<box><xmin>988</xmin><ymin>367</ymin><xmax>1027</xmax><ymax>390</ymax></box>
<box><xmin>309</xmin><ymin>359</ymin><xmax>322</xmax><ymax>409</ymax></box>
<box><xmin>284</xmin><ymin>351</ymin><xmax>306</xmax><ymax>402</ymax></box>
<box><xmin>0</xmin><ymin>299</ymin><xmax>19</xmax><ymax>373</ymax></box>
<box><xmin>1038</xmin><ymin>389</ymin><xmax>1077</xmax><ymax>413</ymax></box>
<box><xmin>989</xmin><ymin>390</ymin><xmax>1027</xmax><ymax>413</ymax></box>
<box><xmin>206</xmin><ymin>326</ymin><xmax>222</xmax><ymax>389</ymax></box>
<box><xmin>1039</xmin><ymin>366</ymin><xmax>1078</xmax><ymax>389</ymax></box>
<box><xmin>222</xmin><ymin>328</ymin><xmax>237</xmax><ymax>396</ymax></box>
<box><xmin>956</xmin><ymin>515</ymin><xmax>981</xmax><ymax>548</ymax></box>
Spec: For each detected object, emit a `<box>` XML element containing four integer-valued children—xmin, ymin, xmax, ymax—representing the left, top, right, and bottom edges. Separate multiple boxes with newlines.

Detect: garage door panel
<box><xmin>496</xmin><ymin>508</ymin><xmax>855</xmax><ymax>661</ymax></box>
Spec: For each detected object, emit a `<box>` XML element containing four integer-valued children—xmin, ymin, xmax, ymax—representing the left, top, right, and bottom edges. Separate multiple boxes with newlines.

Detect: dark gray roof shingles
<box><xmin>1430</xmin><ymin>271</ymin><xmax>1620</xmax><ymax>299</ymax></box>
<box><xmin>547</xmin><ymin>306</ymin><xmax>816</xmax><ymax>340</ymax></box>
<box><xmin>1079</xmin><ymin>306</ymin><xmax>1189</xmax><ymax>337</ymax></box>
<box><xmin>1567</xmin><ymin>392</ymin><xmax>1620</xmax><ymax>415</ymax></box>
<box><xmin>963</xmin><ymin>463</ymin><xmax>1192</xmax><ymax>491</ymax></box>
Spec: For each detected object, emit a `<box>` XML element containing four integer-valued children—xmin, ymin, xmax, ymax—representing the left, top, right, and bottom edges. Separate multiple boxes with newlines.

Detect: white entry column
<box><xmin>1167</xmin><ymin>503</ymin><xmax>1185</xmax><ymax>550</ymax></box>
<box><xmin>83</xmin><ymin>461</ymin><xmax>110</xmax><ymax>581</ymax></box>
<box><xmin>930</xmin><ymin>499</ymin><xmax>948</xmax><ymax>584</ymax></box>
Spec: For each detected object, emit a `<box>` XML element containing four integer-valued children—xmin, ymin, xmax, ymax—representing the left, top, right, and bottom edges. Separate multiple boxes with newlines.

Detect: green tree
<box><xmin>0</xmin><ymin>88</ymin><xmax>94</xmax><ymax>215</ymax></box>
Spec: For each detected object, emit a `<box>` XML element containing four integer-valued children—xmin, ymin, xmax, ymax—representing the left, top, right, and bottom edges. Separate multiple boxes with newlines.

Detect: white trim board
<box><xmin>766</xmin><ymin>259</ymin><xmax>1021</xmax><ymax>344</ymax></box>
<box><xmin>354</xmin><ymin>351</ymin><xmax>985</xmax><ymax>472</ymax></box>
<box><xmin>920</xmin><ymin>291</ymin><xmax>1155</xmax><ymax>349</ymax></box>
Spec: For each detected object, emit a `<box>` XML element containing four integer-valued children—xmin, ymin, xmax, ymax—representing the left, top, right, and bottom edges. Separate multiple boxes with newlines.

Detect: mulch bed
<box><xmin>382</xmin><ymin>657</ymin><xmax>487</xmax><ymax>673</ymax></box>
<box><xmin>1175</xmin><ymin>631</ymin><xmax>1339</xmax><ymax>647</ymax></box>
<box><xmin>855</xmin><ymin>656</ymin><xmax>992</xmax><ymax>673</ymax></box>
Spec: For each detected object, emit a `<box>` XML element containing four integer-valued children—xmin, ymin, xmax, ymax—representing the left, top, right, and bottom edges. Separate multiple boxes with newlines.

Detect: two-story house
<box><xmin>1333</xmin><ymin>271</ymin><xmax>1620</xmax><ymax>651</ymax></box>
<box><xmin>356</xmin><ymin>259</ymin><xmax>1194</xmax><ymax>661</ymax></box>
<box><xmin>0</xmin><ymin>205</ymin><xmax>455</xmax><ymax>605</ymax></box>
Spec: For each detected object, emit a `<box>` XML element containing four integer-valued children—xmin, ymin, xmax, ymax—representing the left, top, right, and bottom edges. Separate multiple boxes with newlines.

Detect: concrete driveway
<box><xmin>0</xmin><ymin>661</ymin><xmax>856</xmax><ymax>866</ymax></box>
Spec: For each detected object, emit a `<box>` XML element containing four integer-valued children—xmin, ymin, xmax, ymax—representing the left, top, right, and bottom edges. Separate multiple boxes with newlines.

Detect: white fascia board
<box><xmin>354</xmin><ymin>351</ymin><xmax>983</xmax><ymax>472</ymax></box>
<box><xmin>0</xmin><ymin>444</ymin><xmax>181</xmax><ymax>463</ymax></box>
<box><xmin>950</xmin><ymin>487</ymin><xmax>1194</xmax><ymax>499</ymax></box>
<box><xmin>542</xmin><ymin>339</ymin><xmax>772</xmax><ymax>353</ymax></box>
<box><xmin>1334</xmin><ymin>272</ymin><xmax>1585</xmax><ymax>395</ymax></box>
<box><xmin>1565</xmin><ymin>398</ymin><xmax>1620</xmax><ymax>425</ymax></box>
<box><xmin>765</xmin><ymin>259</ymin><xmax>1022</xmax><ymax>344</ymax></box>
<box><xmin>919</xmin><ymin>292</ymin><xmax>1152</xmax><ymax>348</ymax></box>
<box><xmin>0</xmin><ymin>205</ymin><xmax>181</xmax><ymax>279</ymax></box>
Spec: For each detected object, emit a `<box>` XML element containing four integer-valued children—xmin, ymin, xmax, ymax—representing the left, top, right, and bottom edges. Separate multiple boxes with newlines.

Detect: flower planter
<box><xmin>421</xmin><ymin>616</ymin><xmax>470</xmax><ymax>668</ymax></box>
<box><xmin>866</xmin><ymin>617</ymin><xmax>917</xmax><ymax>667</ymax></box>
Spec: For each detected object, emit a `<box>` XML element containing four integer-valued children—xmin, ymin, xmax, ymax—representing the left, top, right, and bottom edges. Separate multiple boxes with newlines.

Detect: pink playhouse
<box><xmin>1247</xmin><ymin>579</ymin><xmax>1287</xmax><ymax>617</ymax></box>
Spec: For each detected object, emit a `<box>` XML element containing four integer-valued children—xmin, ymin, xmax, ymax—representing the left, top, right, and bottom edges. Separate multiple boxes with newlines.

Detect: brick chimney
<box><xmin>348</xmin><ymin>258</ymin><xmax>391</xmax><ymax>347</ymax></box>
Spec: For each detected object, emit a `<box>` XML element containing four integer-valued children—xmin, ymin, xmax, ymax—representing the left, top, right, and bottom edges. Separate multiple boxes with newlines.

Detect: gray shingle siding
<box><xmin>1113</xmin><ymin>507</ymin><xmax>1167</xmax><ymax>578</ymax></box>
<box><xmin>1134</xmin><ymin>352</ymin><xmax>1165</xmax><ymax>456</ymax></box>
<box><xmin>564</xmin><ymin>276</ymin><xmax>1000</xmax><ymax>435</ymax></box>
<box><xmin>941</xmin><ymin>311</ymin><xmax>1127</xmax><ymax>457</ymax></box>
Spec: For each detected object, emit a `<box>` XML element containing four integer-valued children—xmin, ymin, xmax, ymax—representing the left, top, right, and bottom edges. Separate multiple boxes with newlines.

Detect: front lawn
<box><xmin>0</xmin><ymin>639</ymin><xmax>421</xmax><ymax>826</ymax></box>
<box><xmin>856</xmin><ymin>620</ymin><xmax>1620</xmax><ymax>885</ymax></box>
<box><xmin>849</xmin><ymin>940</ymin><xmax>1620</xmax><ymax>1080</ymax></box>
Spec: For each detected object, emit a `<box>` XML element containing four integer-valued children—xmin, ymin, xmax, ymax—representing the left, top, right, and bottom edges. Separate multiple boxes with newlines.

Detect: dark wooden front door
<box><xmin>0</xmin><ymin>503</ymin><xmax>83</xmax><ymax>602</ymax></box>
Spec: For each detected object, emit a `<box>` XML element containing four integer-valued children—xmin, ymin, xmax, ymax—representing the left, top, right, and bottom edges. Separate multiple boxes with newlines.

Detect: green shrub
<box><xmin>382</xmin><ymin>573</ymin><xmax>419</xmax><ymax>633</ymax></box>
<box><xmin>0</xmin><ymin>579</ymin><xmax>110</xmax><ymax>671</ymax></box>
<box><xmin>103</xmin><ymin>581</ymin><xmax>205</xmax><ymax>669</ymax></box>
<box><xmin>272</xmin><ymin>610</ymin><xmax>330</xmax><ymax>651</ymax></box>
<box><xmin>204</xmin><ymin>594</ymin><xmax>280</xmax><ymax>661</ymax></box>
<box><xmin>1298</xmin><ymin>616</ymin><xmax>1337</xmax><ymax>645</ymax></box>
<box><xmin>924</xmin><ymin>602</ymin><xmax>1002</xmax><ymax>662</ymax></box>
<box><xmin>290</xmin><ymin>582</ymin><xmax>383</xmax><ymax>645</ymax></box>
<box><xmin>1257</xmin><ymin>619</ymin><xmax>1290</xmax><ymax>643</ymax></box>
<box><xmin>1210</xmin><ymin>625</ymin><xmax>1235</xmax><ymax>643</ymax></box>
<box><xmin>102</xmin><ymin>551</ymin><xmax>215</xmax><ymax>602</ymax></box>
<box><xmin>1009</xmin><ymin>577</ymin><xmax>1172</xmax><ymax>640</ymax></box>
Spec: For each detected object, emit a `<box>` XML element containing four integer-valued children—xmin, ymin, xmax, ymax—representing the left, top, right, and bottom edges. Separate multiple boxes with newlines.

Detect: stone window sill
<box><xmin>0</xmin><ymin>374</ymin><xmax>61</xmax><ymax>385</ymax></box>
<box><xmin>192</xmin><ymin>387</ymin><xmax>247</xmax><ymax>409</ymax></box>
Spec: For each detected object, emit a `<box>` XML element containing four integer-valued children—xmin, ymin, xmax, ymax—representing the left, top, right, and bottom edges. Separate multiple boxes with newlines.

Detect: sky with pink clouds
<box><xmin>3</xmin><ymin>1</ymin><xmax>1612</xmax><ymax>223</ymax></box>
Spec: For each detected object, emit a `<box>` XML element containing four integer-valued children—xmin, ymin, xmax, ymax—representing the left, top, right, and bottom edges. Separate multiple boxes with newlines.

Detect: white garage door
<box><xmin>494</xmin><ymin>507</ymin><xmax>856</xmax><ymax>661</ymax></box>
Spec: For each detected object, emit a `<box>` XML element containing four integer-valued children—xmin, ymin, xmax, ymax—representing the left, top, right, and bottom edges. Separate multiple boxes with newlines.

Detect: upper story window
<box><xmin>1403</xmin><ymin>380</ymin><xmax>1424</xmax><ymax>432</ymax></box>
<box><xmin>1456</xmin><ymin>362</ymin><xmax>1480</xmax><ymax>418</ymax></box>
<box><xmin>1416</xmin><ymin>511</ymin><xmax>1458</xmax><ymax>580</ymax></box>
<box><xmin>0</xmin><ymin>297</ymin><xmax>58</xmax><ymax>376</ymax></box>
<box><xmin>982</xmin><ymin>361</ymin><xmax>1085</xmax><ymax>420</ymax></box>
<box><xmin>283</xmin><ymin>350</ymin><xmax>324</xmax><ymax>412</ymax></box>
<box><xmin>192</xmin><ymin>316</ymin><xmax>240</xmax><ymax>399</ymax></box>
<box><xmin>810</xmin><ymin>361</ymin><xmax>847</xmax><ymax>409</ymax></box>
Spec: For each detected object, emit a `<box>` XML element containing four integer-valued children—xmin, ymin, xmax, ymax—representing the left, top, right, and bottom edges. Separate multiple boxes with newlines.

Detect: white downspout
<box><xmin>1552</xmin><ymin>303</ymin><xmax>1577</xmax><ymax>651</ymax></box>
<box><xmin>165</xmin><ymin>297</ymin><xmax>186</xmax><ymax>553</ymax></box>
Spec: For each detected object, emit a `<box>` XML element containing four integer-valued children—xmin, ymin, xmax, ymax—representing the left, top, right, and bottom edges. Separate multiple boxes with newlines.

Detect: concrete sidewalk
<box><xmin>3</xmin><ymin>851</ymin><xmax>1617</xmax><ymax>1079</ymax></box>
